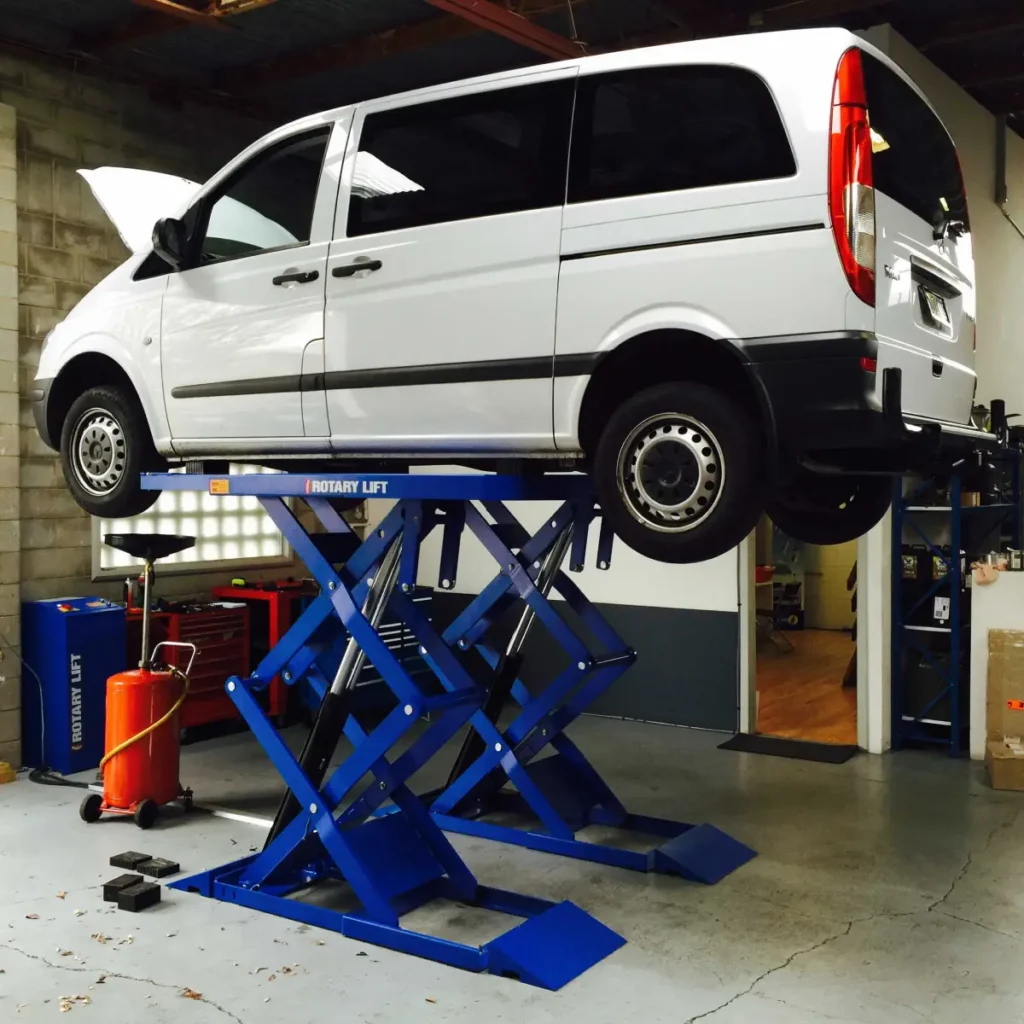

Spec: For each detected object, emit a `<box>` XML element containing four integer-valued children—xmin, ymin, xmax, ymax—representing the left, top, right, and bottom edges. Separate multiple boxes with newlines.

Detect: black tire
<box><xmin>60</xmin><ymin>385</ymin><xmax>166</xmax><ymax>518</ymax></box>
<box><xmin>767</xmin><ymin>474</ymin><xmax>892</xmax><ymax>545</ymax></box>
<box><xmin>133</xmin><ymin>798</ymin><xmax>159</xmax><ymax>830</ymax></box>
<box><xmin>79</xmin><ymin>793</ymin><xmax>103</xmax><ymax>823</ymax></box>
<box><xmin>593</xmin><ymin>382</ymin><xmax>765</xmax><ymax>564</ymax></box>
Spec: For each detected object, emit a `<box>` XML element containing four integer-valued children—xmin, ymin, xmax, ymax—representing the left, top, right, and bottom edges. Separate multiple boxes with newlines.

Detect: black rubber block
<box><xmin>103</xmin><ymin>874</ymin><xmax>143</xmax><ymax>902</ymax></box>
<box><xmin>109</xmin><ymin>851</ymin><xmax>151</xmax><ymax>870</ymax></box>
<box><xmin>137</xmin><ymin>857</ymin><xmax>180</xmax><ymax>879</ymax></box>
<box><xmin>116</xmin><ymin>881</ymin><xmax>161</xmax><ymax>912</ymax></box>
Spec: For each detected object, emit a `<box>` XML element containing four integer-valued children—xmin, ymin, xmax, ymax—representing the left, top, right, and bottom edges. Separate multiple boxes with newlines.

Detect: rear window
<box><xmin>568</xmin><ymin>65</ymin><xmax>796</xmax><ymax>204</ymax></box>
<box><xmin>862</xmin><ymin>53</ymin><xmax>969</xmax><ymax>230</ymax></box>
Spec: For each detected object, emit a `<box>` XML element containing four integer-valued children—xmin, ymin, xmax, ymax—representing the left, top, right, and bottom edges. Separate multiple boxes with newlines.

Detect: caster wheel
<box><xmin>181</xmin><ymin>790</ymin><xmax>194</xmax><ymax>812</ymax></box>
<box><xmin>79</xmin><ymin>793</ymin><xmax>103</xmax><ymax>823</ymax></box>
<box><xmin>133</xmin><ymin>799</ymin><xmax>159</xmax><ymax>830</ymax></box>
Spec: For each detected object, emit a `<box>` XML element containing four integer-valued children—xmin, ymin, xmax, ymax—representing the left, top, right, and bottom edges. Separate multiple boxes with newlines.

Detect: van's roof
<box><xmin>215</xmin><ymin>26</ymin><xmax>934</xmax><ymax>192</ymax></box>
<box><xmin>271</xmin><ymin>26</ymin><xmax>868</xmax><ymax>142</ymax></box>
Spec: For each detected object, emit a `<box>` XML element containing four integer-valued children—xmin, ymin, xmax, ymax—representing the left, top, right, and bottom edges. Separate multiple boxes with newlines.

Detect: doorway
<box><xmin>753</xmin><ymin>516</ymin><xmax>858</xmax><ymax>745</ymax></box>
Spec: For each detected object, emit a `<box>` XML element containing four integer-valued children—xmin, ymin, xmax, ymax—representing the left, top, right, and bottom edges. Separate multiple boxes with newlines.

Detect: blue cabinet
<box><xmin>21</xmin><ymin>597</ymin><xmax>126</xmax><ymax>774</ymax></box>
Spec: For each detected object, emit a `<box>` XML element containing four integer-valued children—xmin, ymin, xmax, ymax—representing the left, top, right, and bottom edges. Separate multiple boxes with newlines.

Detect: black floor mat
<box><xmin>718</xmin><ymin>733</ymin><xmax>857</xmax><ymax>764</ymax></box>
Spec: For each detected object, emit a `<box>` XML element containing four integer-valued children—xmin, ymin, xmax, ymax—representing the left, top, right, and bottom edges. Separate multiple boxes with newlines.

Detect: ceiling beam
<box><xmin>213</xmin><ymin>14</ymin><xmax>478</xmax><ymax>92</ymax></box>
<box><xmin>424</xmin><ymin>0</ymin><xmax>582</xmax><ymax>59</ymax></box>
<box><xmin>128</xmin><ymin>0</ymin><xmax>228</xmax><ymax>29</ymax></box>
<box><xmin>921</xmin><ymin>12</ymin><xmax>1024</xmax><ymax>51</ymax></box>
<box><xmin>74</xmin><ymin>0</ymin><xmax>281</xmax><ymax>55</ymax></box>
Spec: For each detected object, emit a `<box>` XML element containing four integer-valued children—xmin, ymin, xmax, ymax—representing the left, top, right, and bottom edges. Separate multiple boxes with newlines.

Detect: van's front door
<box><xmin>861</xmin><ymin>53</ymin><xmax>976</xmax><ymax>426</ymax></box>
<box><xmin>324</xmin><ymin>70</ymin><xmax>576</xmax><ymax>453</ymax></box>
<box><xmin>160</xmin><ymin>125</ymin><xmax>337</xmax><ymax>446</ymax></box>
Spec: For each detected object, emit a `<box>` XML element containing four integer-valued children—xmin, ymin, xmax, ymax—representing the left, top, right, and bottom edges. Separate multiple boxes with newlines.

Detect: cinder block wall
<box><xmin>0</xmin><ymin>49</ymin><xmax>271</xmax><ymax>767</ymax></box>
<box><xmin>0</xmin><ymin>101</ymin><xmax>17</xmax><ymax>764</ymax></box>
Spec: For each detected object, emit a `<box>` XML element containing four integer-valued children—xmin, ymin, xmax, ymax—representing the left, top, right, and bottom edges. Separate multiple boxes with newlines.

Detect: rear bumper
<box><xmin>743</xmin><ymin>332</ymin><xmax>995</xmax><ymax>473</ymax></box>
<box><xmin>30</xmin><ymin>378</ymin><xmax>55</xmax><ymax>451</ymax></box>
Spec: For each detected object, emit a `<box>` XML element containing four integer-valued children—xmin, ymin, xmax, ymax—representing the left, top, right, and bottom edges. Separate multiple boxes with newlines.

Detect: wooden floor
<box><xmin>756</xmin><ymin>628</ymin><xmax>858</xmax><ymax>746</ymax></box>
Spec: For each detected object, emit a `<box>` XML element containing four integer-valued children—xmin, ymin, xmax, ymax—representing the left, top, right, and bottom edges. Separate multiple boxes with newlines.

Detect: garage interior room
<box><xmin>4</xmin><ymin>0</ymin><xmax>1024</xmax><ymax>1019</ymax></box>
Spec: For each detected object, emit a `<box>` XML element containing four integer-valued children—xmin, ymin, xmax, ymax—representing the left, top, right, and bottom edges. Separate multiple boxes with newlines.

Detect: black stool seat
<box><xmin>104</xmin><ymin>533</ymin><xmax>196</xmax><ymax>562</ymax></box>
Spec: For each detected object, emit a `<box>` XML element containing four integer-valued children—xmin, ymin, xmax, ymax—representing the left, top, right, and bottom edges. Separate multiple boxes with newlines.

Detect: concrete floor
<box><xmin>2</xmin><ymin>717</ymin><xmax>1024</xmax><ymax>1023</ymax></box>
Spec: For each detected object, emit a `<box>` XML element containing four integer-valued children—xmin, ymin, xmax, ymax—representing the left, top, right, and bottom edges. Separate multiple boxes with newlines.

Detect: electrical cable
<box><xmin>27</xmin><ymin>766</ymin><xmax>91</xmax><ymax>789</ymax></box>
<box><xmin>0</xmin><ymin>624</ymin><xmax>56</xmax><ymax>783</ymax></box>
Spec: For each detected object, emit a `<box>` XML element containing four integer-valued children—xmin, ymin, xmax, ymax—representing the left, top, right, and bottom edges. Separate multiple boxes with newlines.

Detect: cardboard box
<box><xmin>985</xmin><ymin>630</ymin><xmax>1024</xmax><ymax>791</ymax></box>
<box><xmin>986</xmin><ymin>740</ymin><xmax>1024</xmax><ymax>792</ymax></box>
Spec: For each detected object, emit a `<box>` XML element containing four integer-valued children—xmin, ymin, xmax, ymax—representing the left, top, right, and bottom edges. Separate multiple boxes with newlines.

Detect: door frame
<box><xmin>738</xmin><ymin>518</ymin><xmax>889</xmax><ymax>752</ymax></box>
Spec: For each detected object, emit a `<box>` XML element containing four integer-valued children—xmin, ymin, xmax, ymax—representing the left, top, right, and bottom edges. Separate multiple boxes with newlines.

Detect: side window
<box><xmin>196</xmin><ymin>127</ymin><xmax>330</xmax><ymax>264</ymax></box>
<box><xmin>568</xmin><ymin>65</ymin><xmax>796</xmax><ymax>205</ymax></box>
<box><xmin>347</xmin><ymin>78</ymin><xmax>575</xmax><ymax>237</ymax></box>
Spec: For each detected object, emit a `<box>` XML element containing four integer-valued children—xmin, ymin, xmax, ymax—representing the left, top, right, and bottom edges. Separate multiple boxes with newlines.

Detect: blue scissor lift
<box><xmin>157</xmin><ymin>470</ymin><xmax>754</xmax><ymax>989</ymax></box>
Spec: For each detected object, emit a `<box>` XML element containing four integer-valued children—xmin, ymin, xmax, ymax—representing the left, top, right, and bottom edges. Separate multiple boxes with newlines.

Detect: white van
<box><xmin>32</xmin><ymin>28</ymin><xmax>990</xmax><ymax>563</ymax></box>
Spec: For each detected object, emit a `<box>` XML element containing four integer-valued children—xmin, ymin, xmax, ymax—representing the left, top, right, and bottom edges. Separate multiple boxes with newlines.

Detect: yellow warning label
<box><xmin>210</xmin><ymin>479</ymin><xmax>230</xmax><ymax>495</ymax></box>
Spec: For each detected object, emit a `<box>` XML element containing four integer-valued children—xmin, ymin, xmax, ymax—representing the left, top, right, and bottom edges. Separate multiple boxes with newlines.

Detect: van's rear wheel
<box><xmin>594</xmin><ymin>382</ymin><xmax>765</xmax><ymax>563</ymax></box>
<box><xmin>60</xmin><ymin>385</ymin><xmax>165</xmax><ymax>518</ymax></box>
<box><xmin>766</xmin><ymin>473</ymin><xmax>892</xmax><ymax>545</ymax></box>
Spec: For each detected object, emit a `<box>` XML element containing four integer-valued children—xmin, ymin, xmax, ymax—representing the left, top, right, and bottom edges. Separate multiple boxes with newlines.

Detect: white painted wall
<box><xmin>421</xmin><ymin>503</ymin><xmax>737</xmax><ymax>611</ymax></box>
<box><xmin>368</xmin><ymin>469</ymin><xmax>739</xmax><ymax>614</ymax></box>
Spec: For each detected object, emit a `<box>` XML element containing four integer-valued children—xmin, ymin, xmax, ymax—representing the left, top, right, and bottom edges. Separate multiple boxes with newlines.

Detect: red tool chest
<box><xmin>127</xmin><ymin>605</ymin><xmax>250</xmax><ymax>728</ymax></box>
<box><xmin>210</xmin><ymin>583</ymin><xmax>307</xmax><ymax>719</ymax></box>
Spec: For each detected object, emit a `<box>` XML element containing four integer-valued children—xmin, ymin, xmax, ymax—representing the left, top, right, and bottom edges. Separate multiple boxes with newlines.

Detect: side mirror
<box><xmin>152</xmin><ymin>216</ymin><xmax>188</xmax><ymax>270</ymax></box>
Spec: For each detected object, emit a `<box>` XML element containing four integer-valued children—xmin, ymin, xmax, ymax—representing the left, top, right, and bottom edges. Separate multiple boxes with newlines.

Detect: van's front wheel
<box><xmin>594</xmin><ymin>383</ymin><xmax>765</xmax><ymax>564</ymax></box>
<box><xmin>60</xmin><ymin>386</ymin><xmax>165</xmax><ymax>518</ymax></box>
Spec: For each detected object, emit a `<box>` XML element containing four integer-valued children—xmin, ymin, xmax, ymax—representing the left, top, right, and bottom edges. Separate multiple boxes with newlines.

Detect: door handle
<box><xmin>333</xmin><ymin>259</ymin><xmax>383</xmax><ymax>278</ymax></box>
<box><xmin>272</xmin><ymin>270</ymin><xmax>319</xmax><ymax>286</ymax></box>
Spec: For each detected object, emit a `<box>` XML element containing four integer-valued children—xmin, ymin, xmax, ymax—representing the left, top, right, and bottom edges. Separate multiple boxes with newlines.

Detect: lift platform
<box><xmin>156</xmin><ymin>469</ymin><xmax>753</xmax><ymax>987</ymax></box>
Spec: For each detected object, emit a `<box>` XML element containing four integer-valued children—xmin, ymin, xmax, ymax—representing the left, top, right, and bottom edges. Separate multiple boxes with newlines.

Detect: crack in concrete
<box><xmin>680</xmin><ymin>806</ymin><xmax>1024</xmax><ymax>1023</ymax></box>
<box><xmin>927</xmin><ymin>806</ymin><xmax>1021</xmax><ymax>915</ymax></box>
<box><xmin>936</xmin><ymin>910</ymin><xmax>1022</xmax><ymax>943</ymax></box>
<box><xmin>1</xmin><ymin>942</ymin><xmax>244</xmax><ymax>1024</ymax></box>
<box><xmin>681</xmin><ymin>921</ymin><xmax>853</xmax><ymax>1024</ymax></box>
<box><xmin>759</xmin><ymin>992</ymin><xmax>872</xmax><ymax>1023</ymax></box>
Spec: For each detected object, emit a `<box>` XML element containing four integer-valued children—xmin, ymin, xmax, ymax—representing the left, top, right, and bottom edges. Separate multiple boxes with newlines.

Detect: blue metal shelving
<box><xmin>891</xmin><ymin>454</ymin><xmax>1021</xmax><ymax>755</ymax></box>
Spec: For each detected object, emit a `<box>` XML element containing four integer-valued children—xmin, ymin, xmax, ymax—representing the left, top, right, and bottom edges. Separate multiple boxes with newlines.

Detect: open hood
<box><xmin>79</xmin><ymin>166</ymin><xmax>302</xmax><ymax>257</ymax></box>
<box><xmin>79</xmin><ymin>167</ymin><xmax>201</xmax><ymax>255</ymax></box>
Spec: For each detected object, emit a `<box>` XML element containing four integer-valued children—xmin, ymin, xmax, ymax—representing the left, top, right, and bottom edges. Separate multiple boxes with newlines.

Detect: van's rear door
<box><xmin>861</xmin><ymin>51</ymin><xmax>976</xmax><ymax>425</ymax></box>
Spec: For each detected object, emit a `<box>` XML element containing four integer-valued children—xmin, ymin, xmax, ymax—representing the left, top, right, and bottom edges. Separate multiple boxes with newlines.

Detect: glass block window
<box><xmin>95</xmin><ymin>466</ymin><xmax>290</xmax><ymax>575</ymax></box>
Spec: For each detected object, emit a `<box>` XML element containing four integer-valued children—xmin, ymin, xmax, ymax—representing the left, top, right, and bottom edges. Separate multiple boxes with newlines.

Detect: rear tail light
<box><xmin>860</xmin><ymin>356</ymin><xmax>877</xmax><ymax>373</ymax></box>
<box><xmin>829</xmin><ymin>48</ymin><xmax>876</xmax><ymax>307</ymax></box>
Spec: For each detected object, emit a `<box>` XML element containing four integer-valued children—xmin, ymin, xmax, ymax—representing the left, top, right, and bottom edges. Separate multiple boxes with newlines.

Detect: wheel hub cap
<box><xmin>617</xmin><ymin>414</ymin><xmax>725</xmax><ymax>533</ymax></box>
<box><xmin>72</xmin><ymin>410</ymin><xmax>126</xmax><ymax>497</ymax></box>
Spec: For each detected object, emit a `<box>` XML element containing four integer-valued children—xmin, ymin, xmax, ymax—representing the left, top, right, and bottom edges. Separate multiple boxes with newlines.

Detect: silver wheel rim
<box><xmin>71</xmin><ymin>408</ymin><xmax>127</xmax><ymax>497</ymax></box>
<box><xmin>616</xmin><ymin>413</ymin><xmax>725</xmax><ymax>533</ymax></box>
